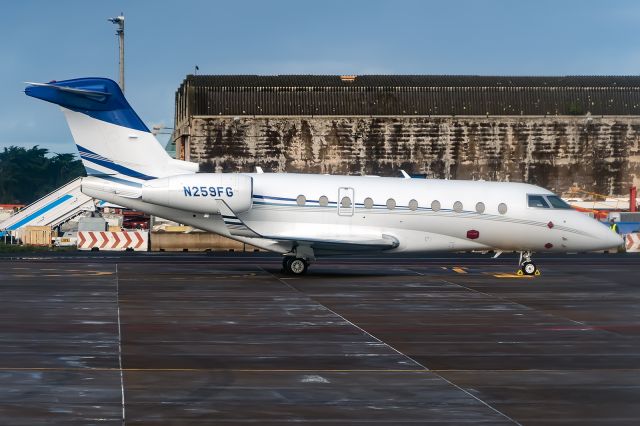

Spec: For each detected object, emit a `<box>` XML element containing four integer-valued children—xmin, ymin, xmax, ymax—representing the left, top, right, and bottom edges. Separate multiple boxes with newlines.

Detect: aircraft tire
<box><xmin>521</xmin><ymin>261</ymin><xmax>537</xmax><ymax>276</ymax></box>
<box><xmin>287</xmin><ymin>258</ymin><xmax>308</xmax><ymax>275</ymax></box>
<box><xmin>282</xmin><ymin>256</ymin><xmax>295</xmax><ymax>274</ymax></box>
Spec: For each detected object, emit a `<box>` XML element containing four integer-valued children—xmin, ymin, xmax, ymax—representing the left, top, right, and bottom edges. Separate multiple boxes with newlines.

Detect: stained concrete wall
<box><xmin>180</xmin><ymin>115</ymin><xmax>640</xmax><ymax>196</ymax></box>
<box><xmin>151</xmin><ymin>232</ymin><xmax>263</xmax><ymax>252</ymax></box>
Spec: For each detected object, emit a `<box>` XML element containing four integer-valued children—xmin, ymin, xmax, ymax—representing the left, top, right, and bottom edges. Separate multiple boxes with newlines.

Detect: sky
<box><xmin>2</xmin><ymin>0</ymin><xmax>640</xmax><ymax>155</ymax></box>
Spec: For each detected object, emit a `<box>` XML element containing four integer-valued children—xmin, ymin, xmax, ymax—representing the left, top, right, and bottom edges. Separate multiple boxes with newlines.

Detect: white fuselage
<box><xmin>82</xmin><ymin>172</ymin><xmax>622</xmax><ymax>255</ymax></box>
<box><xmin>25</xmin><ymin>77</ymin><xmax>622</xmax><ymax>259</ymax></box>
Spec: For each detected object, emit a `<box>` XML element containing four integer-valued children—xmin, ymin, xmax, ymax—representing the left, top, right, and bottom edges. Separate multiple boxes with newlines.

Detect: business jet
<box><xmin>25</xmin><ymin>78</ymin><xmax>623</xmax><ymax>275</ymax></box>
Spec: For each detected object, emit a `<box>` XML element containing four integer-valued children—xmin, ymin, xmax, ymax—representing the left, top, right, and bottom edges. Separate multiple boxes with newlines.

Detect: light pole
<box><xmin>108</xmin><ymin>14</ymin><xmax>125</xmax><ymax>93</ymax></box>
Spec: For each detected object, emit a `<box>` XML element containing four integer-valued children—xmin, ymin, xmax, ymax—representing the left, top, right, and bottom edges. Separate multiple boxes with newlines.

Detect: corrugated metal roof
<box><xmin>175</xmin><ymin>75</ymin><xmax>640</xmax><ymax>122</ymax></box>
<box><xmin>183</xmin><ymin>74</ymin><xmax>640</xmax><ymax>88</ymax></box>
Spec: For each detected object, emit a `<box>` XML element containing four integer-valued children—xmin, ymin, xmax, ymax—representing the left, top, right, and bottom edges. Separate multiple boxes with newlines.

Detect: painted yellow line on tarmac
<box><xmin>493</xmin><ymin>273</ymin><xmax>533</xmax><ymax>279</ymax></box>
<box><xmin>10</xmin><ymin>270</ymin><xmax>114</xmax><ymax>278</ymax></box>
<box><xmin>452</xmin><ymin>267</ymin><xmax>467</xmax><ymax>274</ymax></box>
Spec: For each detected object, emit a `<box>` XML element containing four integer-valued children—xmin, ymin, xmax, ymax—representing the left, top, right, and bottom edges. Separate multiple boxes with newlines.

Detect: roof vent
<box><xmin>340</xmin><ymin>75</ymin><xmax>357</xmax><ymax>83</ymax></box>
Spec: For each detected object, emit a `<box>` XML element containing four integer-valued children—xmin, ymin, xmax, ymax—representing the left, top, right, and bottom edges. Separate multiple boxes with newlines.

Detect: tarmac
<box><xmin>0</xmin><ymin>252</ymin><xmax>638</xmax><ymax>425</ymax></box>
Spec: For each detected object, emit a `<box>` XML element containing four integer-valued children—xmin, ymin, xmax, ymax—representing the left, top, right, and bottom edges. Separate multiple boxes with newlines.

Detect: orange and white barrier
<box><xmin>77</xmin><ymin>231</ymin><xmax>148</xmax><ymax>251</ymax></box>
<box><xmin>625</xmin><ymin>233</ymin><xmax>640</xmax><ymax>252</ymax></box>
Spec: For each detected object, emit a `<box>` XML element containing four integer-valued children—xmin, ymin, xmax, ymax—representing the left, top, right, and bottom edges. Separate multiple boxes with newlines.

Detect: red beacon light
<box><xmin>466</xmin><ymin>230</ymin><xmax>480</xmax><ymax>239</ymax></box>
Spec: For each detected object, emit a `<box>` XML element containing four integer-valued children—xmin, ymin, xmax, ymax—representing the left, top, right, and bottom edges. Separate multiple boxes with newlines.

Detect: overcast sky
<box><xmin>2</xmin><ymin>0</ymin><xmax>640</xmax><ymax>154</ymax></box>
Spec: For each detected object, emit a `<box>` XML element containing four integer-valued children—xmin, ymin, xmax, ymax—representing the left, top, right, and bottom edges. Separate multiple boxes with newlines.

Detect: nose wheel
<box><xmin>282</xmin><ymin>256</ymin><xmax>309</xmax><ymax>275</ymax></box>
<box><xmin>518</xmin><ymin>251</ymin><xmax>540</xmax><ymax>276</ymax></box>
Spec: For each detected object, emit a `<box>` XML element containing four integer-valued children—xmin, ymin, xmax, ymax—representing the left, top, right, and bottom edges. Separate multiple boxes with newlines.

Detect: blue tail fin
<box><xmin>25</xmin><ymin>78</ymin><xmax>149</xmax><ymax>132</ymax></box>
<box><xmin>25</xmin><ymin>78</ymin><xmax>197</xmax><ymax>183</ymax></box>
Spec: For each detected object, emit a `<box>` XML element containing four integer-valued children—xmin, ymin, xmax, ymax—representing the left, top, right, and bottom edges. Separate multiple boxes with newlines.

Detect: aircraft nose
<box><xmin>604</xmin><ymin>230</ymin><xmax>624</xmax><ymax>249</ymax></box>
<box><xmin>569</xmin><ymin>212</ymin><xmax>624</xmax><ymax>251</ymax></box>
<box><xmin>592</xmin><ymin>222</ymin><xmax>624</xmax><ymax>250</ymax></box>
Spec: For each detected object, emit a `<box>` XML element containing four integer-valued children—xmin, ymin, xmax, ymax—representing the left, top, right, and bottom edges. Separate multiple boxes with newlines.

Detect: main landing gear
<box><xmin>282</xmin><ymin>256</ymin><xmax>309</xmax><ymax>275</ymax></box>
<box><xmin>518</xmin><ymin>251</ymin><xmax>540</xmax><ymax>276</ymax></box>
<box><xmin>282</xmin><ymin>245</ymin><xmax>314</xmax><ymax>275</ymax></box>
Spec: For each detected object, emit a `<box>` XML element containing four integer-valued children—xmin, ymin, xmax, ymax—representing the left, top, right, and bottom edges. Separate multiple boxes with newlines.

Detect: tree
<box><xmin>0</xmin><ymin>146</ymin><xmax>85</xmax><ymax>204</ymax></box>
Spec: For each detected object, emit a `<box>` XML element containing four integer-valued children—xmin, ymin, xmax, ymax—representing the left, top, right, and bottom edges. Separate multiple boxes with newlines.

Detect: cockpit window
<box><xmin>528</xmin><ymin>194</ymin><xmax>573</xmax><ymax>209</ymax></box>
<box><xmin>528</xmin><ymin>195</ymin><xmax>550</xmax><ymax>208</ymax></box>
<box><xmin>546</xmin><ymin>195</ymin><xmax>572</xmax><ymax>209</ymax></box>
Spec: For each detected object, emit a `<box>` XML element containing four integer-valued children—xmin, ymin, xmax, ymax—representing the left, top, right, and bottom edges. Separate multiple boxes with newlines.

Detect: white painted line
<box><xmin>115</xmin><ymin>263</ymin><xmax>126</xmax><ymax>423</ymax></box>
<box><xmin>261</xmin><ymin>266</ymin><xmax>520</xmax><ymax>425</ymax></box>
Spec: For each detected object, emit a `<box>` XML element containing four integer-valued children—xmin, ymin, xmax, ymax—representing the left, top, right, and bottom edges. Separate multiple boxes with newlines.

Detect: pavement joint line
<box><xmin>0</xmin><ymin>367</ymin><xmax>430</xmax><ymax>372</ymax></box>
<box><xmin>258</xmin><ymin>265</ymin><xmax>521</xmax><ymax>426</ymax></box>
<box><xmin>2</xmin><ymin>367</ymin><xmax>640</xmax><ymax>372</ymax></box>
<box><xmin>115</xmin><ymin>263</ymin><xmax>126</xmax><ymax>424</ymax></box>
<box><xmin>439</xmin><ymin>277</ymin><xmax>623</xmax><ymax>336</ymax></box>
<box><xmin>257</xmin><ymin>266</ymin><xmax>428</xmax><ymax>371</ymax></box>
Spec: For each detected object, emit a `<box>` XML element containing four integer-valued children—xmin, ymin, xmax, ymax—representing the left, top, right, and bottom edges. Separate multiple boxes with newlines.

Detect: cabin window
<box><xmin>364</xmin><ymin>197</ymin><xmax>374</xmax><ymax>209</ymax></box>
<box><xmin>386</xmin><ymin>198</ymin><xmax>396</xmax><ymax>210</ymax></box>
<box><xmin>475</xmin><ymin>202</ymin><xmax>485</xmax><ymax>214</ymax></box>
<box><xmin>296</xmin><ymin>195</ymin><xmax>306</xmax><ymax>206</ymax></box>
<box><xmin>341</xmin><ymin>196</ymin><xmax>352</xmax><ymax>208</ymax></box>
<box><xmin>498</xmin><ymin>203</ymin><xmax>508</xmax><ymax>214</ymax></box>
<box><xmin>528</xmin><ymin>195</ymin><xmax>550</xmax><ymax>208</ymax></box>
<box><xmin>453</xmin><ymin>201</ymin><xmax>463</xmax><ymax>213</ymax></box>
<box><xmin>546</xmin><ymin>195</ymin><xmax>572</xmax><ymax>209</ymax></box>
<box><xmin>408</xmin><ymin>199</ymin><xmax>418</xmax><ymax>211</ymax></box>
<box><xmin>319</xmin><ymin>195</ymin><xmax>329</xmax><ymax>207</ymax></box>
<box><xmin>431</xmin><ymin>200</ymin><xmax>441</xmax><ymax>212</ymax></box>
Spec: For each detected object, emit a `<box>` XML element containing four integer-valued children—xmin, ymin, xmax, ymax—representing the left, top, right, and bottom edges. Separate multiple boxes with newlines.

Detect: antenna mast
<box><xmin>108</xmin><ymin>13</ymin><xmax>125</xmax><ymax>92</ymax></box>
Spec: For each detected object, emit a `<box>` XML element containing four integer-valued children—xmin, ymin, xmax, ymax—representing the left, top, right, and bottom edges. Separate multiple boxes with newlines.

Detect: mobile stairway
<box><xmin>0</xmin><ymin>177</ymin><xmax>94</xmax><ymax>237</ymax></box>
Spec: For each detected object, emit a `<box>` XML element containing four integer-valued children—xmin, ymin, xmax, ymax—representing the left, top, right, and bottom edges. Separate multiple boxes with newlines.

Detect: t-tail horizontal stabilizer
<box><xmin>216</xmin><ymin>199</ymin><xmax>262</xmax><ymax>238</ymax></box>
<box><xmin>25</xmin><ymin>82</ymin><xmax>112</xmax><ymax>102</ymax></box>
<box><xmin>25</xmin><ymin>77</ymin><xmax>199</xmax><ymax>183</ymax></box>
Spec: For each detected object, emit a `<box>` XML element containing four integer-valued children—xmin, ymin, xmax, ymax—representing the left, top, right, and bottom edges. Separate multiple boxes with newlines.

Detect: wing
<box><xmin>216</xmin><ymin>199</ymin><xmax>399</xmax><ymax>253</ymax></box>
<box><xmin>271</xmin><ymin>234</ymin><xmax>399</xmax><ymax>254</ymax></box>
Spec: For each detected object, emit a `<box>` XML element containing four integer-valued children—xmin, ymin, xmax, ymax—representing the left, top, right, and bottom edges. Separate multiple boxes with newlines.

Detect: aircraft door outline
<box><xmin>338</xmin><ymin>187</ymin><xmax>354</xmax><ymax>216</ymax></box>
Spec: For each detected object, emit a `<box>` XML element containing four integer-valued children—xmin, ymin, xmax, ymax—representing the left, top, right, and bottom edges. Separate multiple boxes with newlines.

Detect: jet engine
<box><xmin>141</xmin><ymin>173</ymin><xmax>253</xmax><ymax>214</ymax></box>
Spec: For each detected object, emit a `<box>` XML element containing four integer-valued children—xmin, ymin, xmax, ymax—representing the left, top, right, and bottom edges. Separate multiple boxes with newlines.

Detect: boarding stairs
<box><xmin>0</xmin><ymin>177</ymin><xmax>95</xmax><ymax>234</ymax></box>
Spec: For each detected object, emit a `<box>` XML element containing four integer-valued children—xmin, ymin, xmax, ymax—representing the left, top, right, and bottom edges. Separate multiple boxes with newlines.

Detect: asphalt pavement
<box><xmin>0</xmin><ymin>252</ymin><xmax>638</xmax><ymax>424</ymax></box>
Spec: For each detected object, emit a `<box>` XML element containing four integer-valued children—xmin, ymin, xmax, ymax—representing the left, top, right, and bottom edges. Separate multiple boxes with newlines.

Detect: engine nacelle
<box><xmin>141</xmin><ymin>173</ymin><xmax>253</xmax><ymax>214</ymax></box>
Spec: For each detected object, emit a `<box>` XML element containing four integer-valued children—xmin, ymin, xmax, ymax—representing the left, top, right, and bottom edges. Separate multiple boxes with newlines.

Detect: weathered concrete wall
<box><xmin>151</xmin><ymin>232</ymin><xmax>263</xmax><ymax>252</ymax></box>
<box><xmin>184</xmin><ymin>116</ymin><xmax>640</xmax><ymax>196</ymax></box>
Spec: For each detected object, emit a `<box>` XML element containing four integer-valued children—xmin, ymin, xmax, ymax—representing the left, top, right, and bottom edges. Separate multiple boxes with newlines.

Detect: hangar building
<box><xmin>171</xmin><ymin>75</ymin><xmax>640</xmax><ymax>196</ymax></box>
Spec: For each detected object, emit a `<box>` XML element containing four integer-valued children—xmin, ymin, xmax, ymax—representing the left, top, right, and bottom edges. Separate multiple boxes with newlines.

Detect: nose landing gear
<box><xmin>517</xmin><ymin>251</ymin><xmax>540</xmax><ymax>276</ymax></box>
